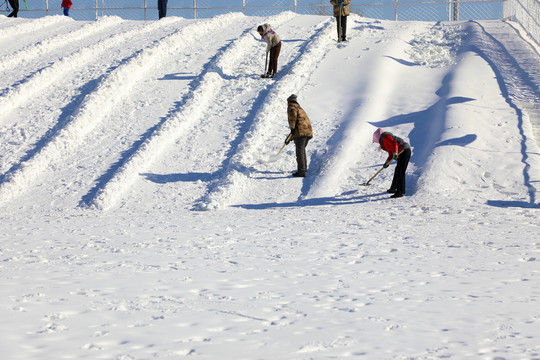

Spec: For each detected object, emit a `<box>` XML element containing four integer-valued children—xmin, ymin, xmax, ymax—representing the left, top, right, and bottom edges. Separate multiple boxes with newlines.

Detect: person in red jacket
<box><xmin>62</xmin><ymin>0</ymin><xmax>72</xmax><ymax>16</ymax></box>
<box><xmin>372</xmin><ymin>128</ymin><xmax>411</xmax><ymax>198</ymax></box>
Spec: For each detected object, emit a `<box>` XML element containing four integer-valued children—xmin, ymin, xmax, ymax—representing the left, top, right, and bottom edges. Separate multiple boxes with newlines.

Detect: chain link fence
<box><xmin>504</xmin><ymin>0</ymin><xmax>540</xmax><ymax>47</ymax></box>
<box><xmin>3</xmin><ymin>0</ymin><xmax>506</xmax><ymax>21</ymax></box>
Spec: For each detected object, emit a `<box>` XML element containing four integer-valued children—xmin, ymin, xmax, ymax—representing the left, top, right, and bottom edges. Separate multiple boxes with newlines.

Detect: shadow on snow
<box><xmin>232</xmin><ymin>191</ymin><xmax>391</xmax><ymax>210</ymax></box>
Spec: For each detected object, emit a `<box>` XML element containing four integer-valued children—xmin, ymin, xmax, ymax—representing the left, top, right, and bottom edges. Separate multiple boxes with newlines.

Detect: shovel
<box><xmin>260</xmin><ymin>133</ymin><xmax>293</xmax><ymax>163</ymax></box>
<box><xmin>275</xmin><ymin>133</ymin><xmax>293</xmax><ymax>158</ymax></box>
<box><xmin>261</xmin><ymin>52</ymin><xmax>268</xmax><ymax>78</ymax></box>
<box><xmin>361</xmin><ymin>150</ymin><xmax>404</xmax><ymax>186</ymax></box>
<box><xmin>275</xmin><ymin>142</ymin><xmax>287</xmax><ymax>158</ymax></box>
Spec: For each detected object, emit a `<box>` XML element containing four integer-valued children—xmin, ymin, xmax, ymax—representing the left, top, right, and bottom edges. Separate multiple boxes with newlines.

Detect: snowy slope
<box><xmin>0</xmin><ymin>13</ymin><xmax>539</xmax><ymax>359</ymax></box>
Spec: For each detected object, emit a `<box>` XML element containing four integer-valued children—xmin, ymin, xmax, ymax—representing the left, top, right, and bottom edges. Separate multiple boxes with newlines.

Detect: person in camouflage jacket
<box><xmin>286</xmin><ymin>94</ymin><xmax>313</xmax><ymax>177</ymax></box>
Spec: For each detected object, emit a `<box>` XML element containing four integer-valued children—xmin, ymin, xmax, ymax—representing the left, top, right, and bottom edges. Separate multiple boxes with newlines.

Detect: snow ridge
<box><xmin>0</xmin><ymin>16</ymin><xmax>124</xmax><ymax>73</ymax></box>
<box><xmin>0</xmin><ymin>14</ymin><xmax>68</xmax><ymax>37</ymax></box>
<box><xmin>0</xmin><ymin>13</ymin><xmax>245</xmax><ymax>205</ymax></box>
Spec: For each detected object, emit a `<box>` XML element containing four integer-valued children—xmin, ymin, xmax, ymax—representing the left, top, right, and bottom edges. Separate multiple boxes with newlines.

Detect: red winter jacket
<box><xmin>379</xmin><ymin>132</ymin><xmax>408</xmax><ymax>162</ymax></box>
<box><xmin>62</xmin><ymin>0</ymin><xmax>72</xmax><ymax>8</ymax></box>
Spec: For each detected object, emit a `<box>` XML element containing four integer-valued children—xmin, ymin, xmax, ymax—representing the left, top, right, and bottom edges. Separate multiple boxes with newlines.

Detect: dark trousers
<box><xmin>8</xmin><ymin>0</ymin><xmax>19</xmax><ymax>17</ymax></box>
<box><xmin>336</xmin><ymin>15</ymin><xmax>347</xmax><ymax>41</ymax></box>
<box><xmin>390</xmin><ymin>148</ymin><xmax>411</xmax><ymax>195</ymax></box>
<box><xmin>158</xmin><ymin>0</ymin><xmax>168</xmax><ymax>19</ymax></box>
<box><xmin>268</xmin><ymin>41</ymin><xmax>281</xmax><ymax>76</ymax></box>
<box><xmin>294</xmin><ymin>137</ymin><xmax>310</xmax><ymax>174</ymax></box>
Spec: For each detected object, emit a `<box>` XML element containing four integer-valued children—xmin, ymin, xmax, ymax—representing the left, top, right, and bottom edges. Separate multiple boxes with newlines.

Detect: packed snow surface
<box><xmin>1</xmin><ymin>12</ymin><xmax>539</xmax><ymax>359</ymax></box>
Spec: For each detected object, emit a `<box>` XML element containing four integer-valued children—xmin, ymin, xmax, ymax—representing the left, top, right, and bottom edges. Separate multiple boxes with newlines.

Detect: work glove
<box><xmin>392</xmin><ymin>153</ymin><xmax>398</xmax><ymax>161</ymax></box>
<box><xmin>383</xmin><ymin>161</ymin><xmax>390</xmax><ymax>169</ymax></box>
<box><xmin>285</xmin><ymin>133</ymin><xmax>293</xmax><ymax>145</ymax></box>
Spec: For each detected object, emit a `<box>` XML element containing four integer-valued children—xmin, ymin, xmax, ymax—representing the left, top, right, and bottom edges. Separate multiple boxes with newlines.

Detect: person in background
<box><xmin>62</xmin><ymin>0</ymin><xmax>72</xmax><ymax>16</ymax></box>
<box><xmin>7</xmin><ymin>0</ymin><xmax>19</xmax><ymax>17</ymax></box>
<box><xmin>330</xmin><ymin>0</ymin><xmax>351</xmax><ymax>42</ymax></box>
<box><xmin>158</xmin><ymin>0</ymin><xmax>167</xmax><ymax>19</ymax></box>
<box><xmin>372</xmin><ymin>128</ymin><xmax>411</xmax><ymax>198</ymax></box>
<box><xmin>257</xmin><ymin>24</ymin><xmax>281</xmax><ymax>78</ymax></box>
<box><xmin>286</xmin><ymin>94</ymin><xmax>313</xmax><ymax>177</ymax></box>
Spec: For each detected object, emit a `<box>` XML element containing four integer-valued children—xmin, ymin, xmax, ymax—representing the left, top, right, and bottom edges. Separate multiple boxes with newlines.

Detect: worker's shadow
<box><xmin>159</xmin><ymin>72</ymin><xmax>197</xmax><ymax>81</ymax></box>
<box><xmin>232</xmin><ymin>191</ymin><xmax>389</xmax><ymax>210</ymax></box>
<box><xmin>141</xmin><ymin>172</ymin><xmax>213</xmax><ymax>183</ymax></box>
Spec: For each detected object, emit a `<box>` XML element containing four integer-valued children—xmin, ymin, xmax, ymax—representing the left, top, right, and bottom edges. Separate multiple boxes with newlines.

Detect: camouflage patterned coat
<box><xmin>287</xmin><ymin>102</ymin><xmax>313</xmax><ymax>139</ymax></box>
<box><xmin>330</xmin><ymin>0</ymin><xmax>351</xmax><ymax>17</ymax></box>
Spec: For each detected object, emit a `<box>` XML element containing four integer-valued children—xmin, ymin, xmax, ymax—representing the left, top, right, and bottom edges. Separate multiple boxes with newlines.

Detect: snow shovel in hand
<box><xmin>261</xmin><ymin>52</ymin><xmax>269</xmax><ymax>78</ymax></box>
<box><xmin>275</xmin><ymin>133</ymin><xmax>293</xmax><ymax>158</ymax></box>
<box><xmin>260</xmin><ymin>134</ymin><xmax>293</xmax><ymax>163</ymax></box>
<box><xmin>361</xmin><ymin>166</ymin><xmax>385</xmax><ymax>186</ymax></box>
<box><xmin>361</xmin><ymin>150</ymin><xmax>404</xmax><ymax>186</ymax></box>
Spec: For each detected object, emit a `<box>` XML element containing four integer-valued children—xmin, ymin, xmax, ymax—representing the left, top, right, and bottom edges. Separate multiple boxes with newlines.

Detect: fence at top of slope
<box><xmin>5</xmin><ymin>0</ymin><xmax>506</xmax><ymax>22</ymax></box>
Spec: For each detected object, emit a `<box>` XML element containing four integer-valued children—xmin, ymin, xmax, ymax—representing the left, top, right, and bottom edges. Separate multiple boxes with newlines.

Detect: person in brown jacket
<box><xmin>286</xmin><ymin>94</ymin><xmax>313</xmax><ymax>177</ymax></box>
<box><xmin>330</xmin><ymin>0</ymin><xmax>351</xmax><ymax>42</ymax></box>
<box><xmin>257</xmin><ymin>24</ymin><xmax>281</xmax><ymax>78</ymax></box>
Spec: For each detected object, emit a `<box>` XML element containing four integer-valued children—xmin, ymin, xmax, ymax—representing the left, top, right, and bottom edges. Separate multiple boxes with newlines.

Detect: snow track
<box><xmin>0</xmin><ymin>13</ymin><xmax>245</xmax><ymax>206</ymax></box>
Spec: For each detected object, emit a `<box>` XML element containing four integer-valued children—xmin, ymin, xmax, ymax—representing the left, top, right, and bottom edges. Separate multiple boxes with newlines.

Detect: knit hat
<box><xmin>287</xmin><ymin>94</ymin><xmax>297</xmax><ymax>103</ymax></box>
<box><xmin>373</xmin><ymin>128</ymin><xmax>384</xmax><ymax>143</ymax></box>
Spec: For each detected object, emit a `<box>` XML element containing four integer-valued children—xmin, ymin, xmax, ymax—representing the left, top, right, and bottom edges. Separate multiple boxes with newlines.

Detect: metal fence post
<box><xmin>452</xmin><ymin>0</ymin><xmax>459</xmax><ymax>20</ymax></box>
<box><xmin>295</xmin><ymin>0</ymin><xmax>297</xmax><ymax>13</ymax></box>
<box><xmin>243</xmin><ymin>0</ymin><xmax>246</xmax><ymax>15</ymax></box>
<box><xmin>194</xmin><ymin>0</ymin><xmax>197</xmax><ymax>19</ymax></box>
<box><xmin>394</xmin><ymin>0</ymin><xmax>398</xmax><ymax>20</ymax></box>
<box><xmin>144</xmin><ymin>0</ymin><xmax>147</xmax><ymax>21</ymax></box>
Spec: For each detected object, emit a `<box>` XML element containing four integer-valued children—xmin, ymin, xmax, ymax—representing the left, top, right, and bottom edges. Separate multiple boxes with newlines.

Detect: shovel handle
<box><xmin>363</xmin><ymin>149</ymin><xmax>405</xmax><ymax>185</ymax></box>
<box><xmin>275</xmin><ymin>142</ymin><xmax>287</xmax><ymax>158</ymax></box>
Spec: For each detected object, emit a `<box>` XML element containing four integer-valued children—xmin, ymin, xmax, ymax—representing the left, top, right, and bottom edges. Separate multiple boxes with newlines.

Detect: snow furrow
<box><xmin>0</xmin><ymin>13</ymin><xmax>245</xmax><ymax>205</ymax></box>
<box><xmin>86</xmin><ymin>12</ymin><xmax>298</xmax><ymax>211</ymax></box>
<box><xmin>0</xmin><ymin>16</ymin><xmax>182</xmax><ymax>123</ymax></box>
<box><xmin>196</xmin><ymin>17</ymin><xmax>335</xmax><ymax>210</ymax></box>
<box><xmin>0</xmin><ymin>16</ymin><xmax>124</xmax><ymax>73</ymax></box>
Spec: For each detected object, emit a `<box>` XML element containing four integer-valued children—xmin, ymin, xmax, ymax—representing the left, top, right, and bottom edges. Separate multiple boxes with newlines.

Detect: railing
<box><xmin>503</xmin><ymin>0</ymin><xmax>540</xmax><ymax>47</ymax></box>
<box><xmin>3</xmin><ymin>0</ymin><xmax>506</xmax><ymax>22</ymax></box>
